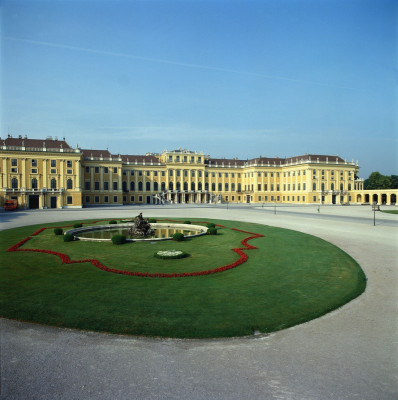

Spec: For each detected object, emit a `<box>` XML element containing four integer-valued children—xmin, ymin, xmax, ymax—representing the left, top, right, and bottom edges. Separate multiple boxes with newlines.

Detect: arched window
<box><xmin>51</xmin><ymin>178</ymin><xmax>57</xmax><ymax>189</ymax></box>
<box><xmin>331</xmin><ymin>183</ymin><xmax>334</xmax><ymax>191</ymax></box>
<box><xmin>205</xmin><ymin>182</ymin><xmax>209</xmax><ymax>191</ymax></box>
<box><xmin>161</xmin><ymin>182</ymin><xmax>165</xmax><ymax>191</ymax></box>
<box><xmin>225</xmin><ymin>183</ymin><xmax>229</xmax><ymax>191</ymax></box>
<box><xmin>11</xmin><ymin>178</ymin><xmax>18</xmax><ymax>189</ymax></box>
<box><xmin>66</xmin><ymin>179</ymin><xmax>73</xmax><ymax>189</ymax></box>
<box><xmin>321</xmin><ymin>183</ymin><xmax>325</xmax><ymax>191</ymax></box>
<box><xmin>130</xmin><ymin>181</ymin><xmax>135</xmax><ymax>191</ymax></box>
<box><xmin>198</xmin><ymin>182</ymin><xmax>202</xmax><ymax>190</ymax></box>
<box><xmin>169</xmin><ymin>182</ymin><xmax>173</xmax><ymax>190</ymax></box>
<box><xmin>191</xmin><ymin>182</ymin><xmax>195</xmax><ymax>191</ymax></box>
<box><xmin>231</xmin><ymin>183</ymin><xmax>235</xmax><ymax>191</ymax></box>
<box><xmin>154</xmin><ymin>182</ymin><xmax>158</xmax><ymax>191</ymax></box>
<box><xmin>32</xmin><ymin>178</ymin><xmax>38</xmax><ymax>189</ymax></box>
<box><xmin>211</xmin><ymin>183</ymin><xmax>215</xmax><ymax>191</ymax></box>
<box><xmin>313</xmin><ymin>183</ymin><xmax>316</xmax><ymax>190</ymax></box>
<box><xmin>184</xmin><ymin>182</ymin><xmax>188</xmax><ymax>190</ymax></box>
<box><xmin>177</xmin><ymin>182</ymin><xmax>181</xmax><ymax>190</ymax></box>
<box><xmin>146</xmin><ymin>182</ymin><xmax>150</xmax><ymax>191</ymax></box>
<box><xmin>138</xmin><ymin>181</ymin><xmax>143</xmax><ymax>191</ymax></box>
<box><xmin>238</xmin><ymin>183</ymin><xmax>241</xmax><ymax>192</ymax></box>
<box><xmin>122</xmin><ymin>181</ymin><xmax>127</xmax><ymax>192</ymax></box>
<box><xmin>340</xmin><ymin>183</ymin><xmax>344</xmax><ymax>191</ymax></box>
<box><xmin>218</xmin><ymin>183</ymin><xmax>222</xmax><ymax>191</ymax></box>
<box><xmin>348</xmin><ymin>183</ymin><xmax>351</xmax><ymax>191</ymax></box>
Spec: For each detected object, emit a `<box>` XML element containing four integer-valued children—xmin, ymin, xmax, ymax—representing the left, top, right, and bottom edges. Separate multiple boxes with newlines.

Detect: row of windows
<box><xmin>167</xmin><ymin>155</ymin><xmax>202</xmax><ymax>163</ymax></box>
<box><xmin>312</xmin><ymin>183</ymin><xmax>352</xmax><ymax>191</ymax></box>
<box><xmin>11</xmin><ymin>159</ymin><xmax>73</xmax><ymax>168</ymax></box>
<box><xmin>10</xmin><ymin>178</ymin><xmax>73</xmax><ymax>190</ymax></box>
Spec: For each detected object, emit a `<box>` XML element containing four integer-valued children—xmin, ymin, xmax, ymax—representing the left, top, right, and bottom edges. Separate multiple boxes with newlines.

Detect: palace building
<box><xmin>2</xmin><ymin>134</ymin><xmax>396</xmax><ymax>210</ymax></box>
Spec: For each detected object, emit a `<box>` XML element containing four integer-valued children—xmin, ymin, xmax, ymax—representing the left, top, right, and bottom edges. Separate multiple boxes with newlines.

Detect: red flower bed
<box><xmin>6</xmin><ymin>220</ymin><xmax>264</xmax><ymax>278</ymax></box>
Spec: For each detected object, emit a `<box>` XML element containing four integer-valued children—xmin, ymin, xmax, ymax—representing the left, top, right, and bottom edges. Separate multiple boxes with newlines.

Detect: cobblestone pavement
<box><xmin>1</xmin><ymin>205</ymin><xmax>397</xmax><ymax>400</ymax></box>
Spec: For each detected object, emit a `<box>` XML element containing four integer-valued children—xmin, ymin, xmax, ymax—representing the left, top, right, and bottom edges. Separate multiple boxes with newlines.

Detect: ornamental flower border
<box><xmin>6</xmin><ymin>219</ymin><xmax>264</xmax><ymax>278</ymax></box>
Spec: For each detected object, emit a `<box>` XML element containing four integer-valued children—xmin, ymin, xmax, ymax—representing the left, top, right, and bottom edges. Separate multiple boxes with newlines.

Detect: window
<box><xmin>198</xmin><ymin>171</ymin><xmax>202</xmax><ymax>177</ymax></box>
<box><xmin>205</xmin><ymin>182</ymin><xmax>209</xmax><ymax>191</ymax></box>
<box><xmin>113</xmin><ymin>168</ymin><xmax>117</xmax><ymax>173</ymax></box>
<box><xmin>340</xmin><ymin>183</ymin><xmax>344</xmax><ymax>190</ymax></box>
<box><xmin>198</xmin><ymin>182</ymin><xmax>202</xmax><ymax>190</ymax></box>
<box><xmin>67</xmin><ymin>196</ymin><xmax>72</xmax><ymax>205</ymax></box>
<box><xmin>67</xmin><ymin>160</ymin><xmax>72</xmax><ymax>168</ymax></box>
<box><xmin>50</xmin><ymin>169</ymin><xmax>56</xmax><ymax>174</ymax></box>
<box><xmin>113</xmin><ymin>196</ymin><xmax>118</xmax><ymax>203</ymax></box>
<box><xmin>146</xmin><ymin>182</ymin><xmax>150</xmax><ymax>191</ymax></box>
<box><xmin>146</xmin><ymin>171</ymin><xmax>150</xmax><ymax>176</ymax></box>
<box><xmin>191</xmin><ymin>182</ymin><xmax>195</xmax><ymax>191</ymax></box>
<box><xmin>258</xmin><ymin>196</ymin><xmax>262</xmax><ymax>201</ymax></box>
<box><xmin>271</xmin><ymin>184</ymin><xmax>274</xmax><ymax>191</ymax></box>
<box><xmin>292</xmin><ymin>184</ymin><xmax>295</xmax><ymax>191</ymax></box>
<box><xmin>154</xmin><ymin>171</ymin><xmax>158</xmax><ymax>177</ymax></box>
<box><xmin>130</xmin><ymin>181</ymin><xmax>135</xmax><ymax>190</ymax></box>
<box><xmin>271</xmin><ymin>173</ymin><xmax>274</xmax><ymax>177</ymax></box>
<box><xmin>31</xmin><ymin>178</ymin><xmax>38</xmax><ymax>189</ymax></box>
<box><xmin>95</xmin><ymin>196</ymin><xmax>100</xmax><ymax>203</ymax></box>
<box><xmin>177</xmin><ymin>170</ymin><xmax>181</xmax><ymax>177</ymax></box>
<box><xmin>138</xmin><ymin>196</ymin><xmax>143</xmax><ymax>202</ymax></box>
<box><xmin>51</xmin><ymin>160</ymin><xmax>56</xmax><ymax>167</ymax></box>
<box><xmin>123</xmin><ymin>181</ymin><xmax>127</xmax><ymax>193</ymax></box>
<box><xmin>176</xmin><ymin>156</ymin><xmax>180</xmax><ymax>162</ymax></box>
<box><xmin>31</xmin><ymin>168</ymin><xmax>37</xmax><ymax>174</ymax></box>
<box><xmin>225</xmin><ymin>183</ymin><xmax>229</xmax><ymax>191</ymax></box>
<box><xmin>85</xmin><ymin>182</ymin><xmax>90</xmax><ymax>190</ymax></box>
<box><xmin>298</xmin><ymin>183</ymin><xmax>301</xmax><ymax>190</ymax></box>
<box><xmin>258</xmin><ymin>184</ymin><xmax>261</xmax><ymax>191</ymax></box>
<box><xmin>130</xmin><ymin>170</ymin><xmax>133</xmax><ymax>175</ymax></box>
<box><xmin>162</xmin><ymin>171</ymin><xmax>165</xmax><ymax>177</ymax></box>
<box><xmin>31</xmin><ymin>159</ymin><xmax>37</xmax><ymax>167</ymax></box>
<box><xmin>139</xmin><ymin>171</ymin><xmax>142</xmax><ymax>176</ymax></box>
<box><xmin>104</xmin><ymin>182</ymin><xmax>109</xmax><ymax>190</ymax></box>
<box><xmin>130</xmin><ymin>196</ymin><xmax>134</xmax><ymax>202</ymax></box>
<box><xmin>11</xmin><ymin>159</ymin><xmax>17</xmax><ymax>166</ymax></box>
<box><xmin>198</xmin><ymin>157</ymin><xmax>201</xmax><ymax>162</ymax></box>
<box><xmin>122</xmin><ymin>170</ymin><xmax>127</xmax><ymax>176</ymax></box>
<box><xmin>11</xmin><ymin>168</ymin><xmax>17</xmax><ymax>173</ymax></box>
<box><xmin>238</xmin><ymin>173</ymin><xmax>241</xmax><ymax>178</ymax></box>
<box><xmin>212</xmin><ymin>173</ymin><xmax>215</xmax><ymax>178</ymax></box>
<box><xmin>212</xmin><ymin>183</ymin><xmax>216</xmax><ymax>191</ymax></box>
<box><xmin>331</xmin><ymin>183</ymin><xmax>334</xmax><ymax>191</ymax></box>
<box><xmin>95</xmin><ymin>167</ymin><xmax>99</xmax><ymax>173</ymax></box>
<box><xmin>184</xmin><ymin>182</ymin><xmax>188</xmax><ymax>190</ymax></box>
<box><xmin>169</xmin><ymin>170</ymin><xmax>173</xmax><ymax>177</ymax></box>
<box><xmin>85</xmin><ymin>196</ymin><xmax>90</xmax><ymax>203</ymax></box>
<box><xmin>218</xmin><ymin>183</ymin><xmax>222</xmax><ymax>191</ymax></box>
<box><xmin>237</xmin><ymin>183</ymin><xmax>241</xmax><ymax>192</ymax></box>
<box><xmin>177</xmin><ymin>182</ymin><xmax>181</xmax><ymax>190</ymax></box>
<box><xmin>303</xmin><ymin>183</ymin><xmax>306</xmax><ymax>190</ymax></box>
<box><xmin>161</xmin><ymin>182</ymin><xmax>166</xmax><ymax>191</ymax></box>
<box><xmin>231</xmin><ymin>183</ymin><xmax>235</xmax><ymax>191</ymax></box>
<box><xmin>138</xmin><ymin>182</ymin><xmax>143</xmax><ymax>191</ymax></box>
<box><xmin>218</xmin><ymin>173</ymin><xmax>221</xmax><ymax>178</ymax></box>
<box><xmin>321</xmin><ymin>183</ymin><xmax>325</xmax><ymax>191</ymax></box>
<box><xmin>169</xmin><ymin>156</ymin><xmax>172</xmax><ymax>162</ymax></box>
<box><xmin>313</xmin><ymin>183</ymin><xmax>316</xmax><ymax>190</ymax></box>
<box><xmin>184</xmin><ymin>170</ymin><xmax>188</xmax><ymax>177</ymax></box>
<box><xmin>191</xmin><ymin>157</ymin><xmax>194</xmax><ymax>163</ymax></box>
<box><xmin>67</xmin><ymin>169</ymin><xmax>72</xmax><ymax>174</ymax></box>
<box><xmin>348</xmin><ymin>183</ymin><xmax>351</xmax><ymax>190</ymax></box>
<box><xmin>51</xmin><ymin>178</ymin><xmax>57</xmax><ymax>189</ymax></box>
<box><xmin>104</xmin><ymin>196</ymin><xmax>109</xmax><ymax>203</ymax></box>
<box><xmin>95</xmin><ymin>182</ymin><xmax>100</xmax><ymax>190</ymax></box>
<box><xmin>258</xmin><ymin>172</ymin><xmax>261</xmax><ymax>177</ymax></box>
<box><xmin>184</xmin><ymin>156</ymin><xmax>187</xmax><ymax>162</ymax></box>
<box><xmin>113</xmin><ymin>182</ymin><xmax>118</xmax><ymax>190</ymax></box>
<box><xmin>313</xmin><ymin>196</ymin><xmax>317</xmax><ymax>201</ymax></box>
<box><xmin>67</xmin><ymin>179</ymin><xmax>73</xmax><ymax>189</ymax></box>
<box><xmin>322</xmin><ymin>170</ymin><xmax>325</xmax><ymax>175</ymax></box>
<box><xmin>85</xmin><ymin>167</ymin><xmax>89</xmax><ymax>173</ymax></box>
<box><xmin>225</xmin><ymin>173</ymin><xmax>229</xmax><ymax>177</ymax></box>
<box><xmin>191</xmin><ymin>170</ymin><xmax>195</xmax><ymax>177</ymax></box>
<box><xmin>277</xmin><ymin>184</ymin><xmax>280</xmax><ymax>191</ymax></box>
<box><xmin>283</xmin><ymin>184</ymin><xmax>286</xmax><ymax>191</ymax></box>
<box><xmin>169</xmin><ymin>182</ymin><xmax>173</xmax><ymax>190</ymax></box>
<box><xmin>154</xmin><ymin>182</ymin><xmax>158</xmax><ymax>191</ymax></box>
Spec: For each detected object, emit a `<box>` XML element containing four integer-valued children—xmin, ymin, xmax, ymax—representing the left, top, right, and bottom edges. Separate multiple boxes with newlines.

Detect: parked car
<box><xmin>4</xmin><ymin>199</ymin><xmax>18</xmax><ymax>211</ymax></box>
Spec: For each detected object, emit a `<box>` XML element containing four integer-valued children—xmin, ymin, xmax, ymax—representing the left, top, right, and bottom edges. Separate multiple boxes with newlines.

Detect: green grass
<box><xmin>0</xmin><ymin>218</ymin><xmax>366</xmax><ymax>338</ymax></box>
<box><xmin>381</xmin><ymin>209</ymin><xmax>398</xmax><ymax>214</ymax></box>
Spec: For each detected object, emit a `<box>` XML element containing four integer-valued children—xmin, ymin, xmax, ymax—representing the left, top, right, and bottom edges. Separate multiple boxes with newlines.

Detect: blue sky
<box><xmin>1</xmin><ymin>0</ymin><xmax>397</xmax><ymax>178</ymax></box>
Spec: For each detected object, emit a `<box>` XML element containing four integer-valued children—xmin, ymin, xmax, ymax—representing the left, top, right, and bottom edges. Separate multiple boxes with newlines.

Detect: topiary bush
<box><xmin>206</xmin><ymin>223</ymin><xmax>216</xmax><ymax>228</ymax></box>
<box><xmin>149</xmin><ymin>218</ymin><xmax>157</xmax><ymax>223</ymax></box>
<box><xmin>109</xmin><ymin>220</ymin><xmax>117</xmax><ymax>224</ymax></box>
<box><xmin>73</xmin><ymin>223</ymin><xmax>83</xmax><ymax>228</ymax></box>
<box><xmin>63</xmin><ymin>233</ymin><xmax>74</xmax><ymax>242</ymax></box>
<box><xmin>111</xmin><ymin>234</ymin><xmax>127</xmax><ymax>245</ymax></box>
<box><xmin>207</xmin><ymin>227</ymin><xmax>218</xmax><ymax>235</ymax></box>
<box><xmin>54</xmin><ymin>228</ymin><xmax>63</xmax><ymax>235</ymax></box>
<box><xmin>184</xmin><ymin>220</ymin><xmax>191</xmax><ymax>224</ymax></box>
<box><xmin>172</xmin><ymin>232</ymin><xmax>184</xmax><ymax>241</ymax></box>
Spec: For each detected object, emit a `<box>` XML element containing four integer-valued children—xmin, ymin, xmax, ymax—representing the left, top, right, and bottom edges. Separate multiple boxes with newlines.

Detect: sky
<box><xmin>1</xmin><ymin>0</ymin><xmax>397</xmax><ymax>178</ymax></box>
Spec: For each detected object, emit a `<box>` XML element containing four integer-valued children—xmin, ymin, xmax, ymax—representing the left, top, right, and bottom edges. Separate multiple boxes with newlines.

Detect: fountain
<box><xmin>128</xmin><ymin>213</ymin><xmax>155</xmax><ymax>238</ymax></box>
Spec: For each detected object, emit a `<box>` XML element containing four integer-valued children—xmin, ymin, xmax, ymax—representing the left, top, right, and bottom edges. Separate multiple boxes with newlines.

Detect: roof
<box><xmin>208</xmin><ymin>158</ymin><xmax>246</xmax><ymax>166</ymax></box>
<box><xmin>81</xmin><ymin>149</ymin><xmax>112</xmax><ymax>159</ymax></box>
<box><xmin>118</xmin><ymin>154</ymin><xmax>161</xmax><ymax>164</ymax></box>
<box><xmin>2</xmin><ymin>136</ymin><xmax>71</xmax><ymax>149</ymax></box>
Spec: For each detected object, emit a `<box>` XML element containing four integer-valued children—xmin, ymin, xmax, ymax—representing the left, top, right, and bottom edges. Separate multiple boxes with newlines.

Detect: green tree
<box><xmin>365</xmin><ymin>172</ymin><xmax>392</xmax><ymax>189</ymax></box>
<box><xmin>390</xmin><ymin>175</ymin><xmax>398</xmax><ymax>189</ymax></box>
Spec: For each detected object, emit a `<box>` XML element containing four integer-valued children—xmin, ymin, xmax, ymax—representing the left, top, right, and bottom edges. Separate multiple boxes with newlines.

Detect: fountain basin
<box><xmin>65</xmin><ymin>223</ymin><xmax>208</xmax><ymax>242</ymax></box>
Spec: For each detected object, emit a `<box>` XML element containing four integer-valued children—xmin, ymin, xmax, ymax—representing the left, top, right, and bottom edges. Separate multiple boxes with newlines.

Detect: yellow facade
<box><xmin>1</xmin><ymin>135</ymin><xmax>396</xmax><ymax>209</ymax></box>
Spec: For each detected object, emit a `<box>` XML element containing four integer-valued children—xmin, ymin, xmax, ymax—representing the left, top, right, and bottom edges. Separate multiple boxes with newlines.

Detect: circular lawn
<box><xmin>0</xmin><ymin>218</ymin><xmax>366</xmax><ymax>338</ymax></box>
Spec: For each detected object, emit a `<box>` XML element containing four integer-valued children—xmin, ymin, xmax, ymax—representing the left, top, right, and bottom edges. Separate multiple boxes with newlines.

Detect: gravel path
<box><xmin>1</xmin><ymin>205</ymin><xmax>397</xmax><ymax>400</ymax></box>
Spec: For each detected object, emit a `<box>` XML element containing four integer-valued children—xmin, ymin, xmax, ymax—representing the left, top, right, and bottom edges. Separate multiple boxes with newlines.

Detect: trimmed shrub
<box><xmin>54</xmin><ymin>228</ymin><xmax>63</xmax><ymax>235</ymax></box>
<box><xmin>154</xmin><ymin>250</ymin><xmax>189</xmax><ymax>260</ymax></box>
<box><xmin>184</xmin><ymin>220</ymin><xmax>191</xmax><ymax>224</ymax></box>
<box><xmin>207</xmin><ymin>228</ymin><xmax>218</xmax><ymax>235</ymax></box>
<box><xmin>206</xmin><ymin>223</ymin><xmax>216</xmax><ymax>228</ymax></box>
<box><xmin>149</xmin><ymin>218</ymin><xmax>157</xmax><ymax>223</ymax></box>
<box><xmin>109</xmin><ymin>220</ymin><xmax>117</xmax><ymax>224</ymax></box>
<box><xmin>172</xmin><ymin>232</ymin><xmax>184</xmax><ymax>241</ymax></box>
<box><xmin>73</xmin><ymin>223</ymin><xmax>83</xmax><ymax>228</ymax></box>
<box><xmin>111</xmin><ymin>234</ymin><xmax>127</xmax><ymax>245</ymax></box>
<box><xmin>63</xmin><ymin>233</ymin><xmax>74</xmax><ymax>242</ymax></box>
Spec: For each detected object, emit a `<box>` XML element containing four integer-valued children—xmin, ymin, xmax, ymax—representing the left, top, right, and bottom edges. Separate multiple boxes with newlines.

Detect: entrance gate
<box><xmin>29</xmin><ymin>195</ymin><xmax>40</xmax><ymax>209</ymax></box>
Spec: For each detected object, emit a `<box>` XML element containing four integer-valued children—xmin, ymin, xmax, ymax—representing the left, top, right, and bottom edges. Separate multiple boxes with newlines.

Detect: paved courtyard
<box><xmin>1</xmin><ymin>204</ymin><xmax>397</xmax><ymax>400</ymax></box>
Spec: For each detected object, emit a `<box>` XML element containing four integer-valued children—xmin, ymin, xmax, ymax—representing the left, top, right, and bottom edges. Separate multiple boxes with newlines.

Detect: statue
<box><xmin>128</xmin><ymin>213</ymin><xmax>155</xmax><ymax>237</ymax></box>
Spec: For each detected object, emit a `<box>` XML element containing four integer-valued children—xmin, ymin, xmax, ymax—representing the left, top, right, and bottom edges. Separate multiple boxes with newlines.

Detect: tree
<box><xmin>365</xmin><ymin>172</ymin><xmax>392</xmax><ymax>190</ymax></box>
<box><xmin>390</xmin><ymin>175</ymin><xmax>398</xmax><ymax>189</ymax></box>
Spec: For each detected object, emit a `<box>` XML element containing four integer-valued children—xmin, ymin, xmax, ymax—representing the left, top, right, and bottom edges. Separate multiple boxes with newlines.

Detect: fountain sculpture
<box><xmin>128</xmin><ymin>213</ymin><xmax>155</xmax><ymax>238</ymax></box>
